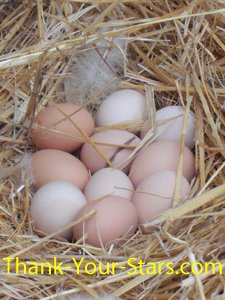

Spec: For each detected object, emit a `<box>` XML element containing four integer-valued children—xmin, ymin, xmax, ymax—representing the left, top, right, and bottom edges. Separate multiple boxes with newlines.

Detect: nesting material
<box><xmin>57</xmin><ymin>293</ymin><xmax>120</xmax><ymax>300</ymax></box>
<box><xmin>0</xmin><ymin>1</ymin><xmax>225</xmax><ymax>300</ymax></box>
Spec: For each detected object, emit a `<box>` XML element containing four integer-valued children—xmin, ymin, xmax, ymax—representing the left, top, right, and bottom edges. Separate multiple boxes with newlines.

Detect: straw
<box><xmin>0</xmin><ymin>1</ymin><xmax>224</xmax><ymax>299</ymax></box>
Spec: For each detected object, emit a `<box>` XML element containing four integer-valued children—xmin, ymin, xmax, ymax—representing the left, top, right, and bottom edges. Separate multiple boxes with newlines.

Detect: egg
<box><xmin>129</xmin><ymin>141</ymin><xmax>195</xmax><ymax>188</ymax></box>
<box><xmin>73</xmin><ymin>196</ymin><xmax>138</xmax><ymax>247</ymax></box>
<box><xmin>141</xmin><ymin>106</ymin><xmax>195</xmax><ymax>149</ymax></box>
<box><xmin>84</xmin><ymin>168</ymin><xmax>134</xmax><ymax>202</ymax></box>
<box><xmin>31</xmin><ymin>149</ymin><xmax>89</xmax><ymax>190</ymax></box>
<box><xmin>132</xmin><ymin>170</ymin><xmax>189</xmax><ymax>225</ymax></box>
<box><xmin>96</xmin><ymin>89</ymin><xmax>147</xmax><ymax>127</ymax></box>
<box><xmin>31</xmin><ymin>103</ymin><xmax>94</xmax><ymax>152</ymax></box>
<box><xmin>30</xmin><ymin>181</ymin><xmax>87</xmax><ymax>240</ymax></box>
<box><xmin>80</xmin><ymin>130</ymin><xmax>140</xmax><ymax>173</ymax></box>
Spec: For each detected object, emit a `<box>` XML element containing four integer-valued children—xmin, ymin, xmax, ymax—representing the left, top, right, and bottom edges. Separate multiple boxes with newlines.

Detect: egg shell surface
<box><xmin>73</xmin><ymin>196</ymin><xmax>138</xmax><ymax>247</ymax></box>
<box><xmin>129</xmin><ymin>140</ymin><xmax>195</xmax><ymax>187</ymax></box>
<box><xmin>31</xmin><ymin>103</ymin><xmax>94</xmax><ymax>152</ymax></box>
<box><xmin>141</xmin><ymin>106</ymin><xmax>195</xmax><ymax>149</ymax></box>
<box><xmin>84</xmin><ymin>168</ymin><xmax>134</xmax><ymax>201</ymax></box>
<box><xmin>32</xmin><ymin>149</ymin><xmax>89</xmax><ymax>190</ymax></box>
<box><xmin>96</xmin><ymin>89</ymin><xmax>146</xmax><ymax>126</ymax></box>
<box><xmin>80</xmin><ymin>130</ymin><xmax>140</xmax><ymax>173</ymax></box>
<box><xmin>31</xmin><ymin>181</ymin><xmax>87</xmax><ymax>241</ymax></box>
<box><xmin>132</xmin><ymin>170</ymin><xmax>189</xmax><ymax>225</ymax></box>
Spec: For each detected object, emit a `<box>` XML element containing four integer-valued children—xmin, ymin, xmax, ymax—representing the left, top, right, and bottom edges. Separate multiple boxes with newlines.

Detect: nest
<box><xmin>0</xmin><ymin>1</ymin><xmax>225</xmax><ymax>299</ymax></box>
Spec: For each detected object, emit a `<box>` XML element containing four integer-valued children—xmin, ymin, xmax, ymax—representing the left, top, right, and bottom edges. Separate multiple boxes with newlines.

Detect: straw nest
<box><xmin>0</xmin><ymin>1</ymin><xmax>224</xmax><ymax>299</ymax></box>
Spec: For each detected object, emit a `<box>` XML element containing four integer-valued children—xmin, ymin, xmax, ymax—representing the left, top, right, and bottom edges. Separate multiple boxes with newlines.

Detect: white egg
<box><xmin>96</xmin><ymin>89</ymin><xmax>146</xmax><ymax>127</ymax></box>
<box><xmin>141</xmin><ymin>106</ymin><xmax>195</xmax><ymax>149</ymax></box>
<box><xmin>84</xmin><ymin>168</ymin><xmax>134</xmax><ymax>201</ymax></box>
<box><xmin>30</xmin><ymin>181</ymin><xmax>87</xmax><ymax>241</ymax></box>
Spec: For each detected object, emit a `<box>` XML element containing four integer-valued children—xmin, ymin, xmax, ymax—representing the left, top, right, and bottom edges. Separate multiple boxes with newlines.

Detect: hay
<box><xmin>0</xmin><ymin>1</ymin><xmax>224</xmax><ymax>299</ymax></box>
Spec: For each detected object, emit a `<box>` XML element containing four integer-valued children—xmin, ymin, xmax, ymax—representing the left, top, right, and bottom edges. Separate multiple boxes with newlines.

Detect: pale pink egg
<box><xmin>80</xmin><ymin>130</ymin><xmax>140</xmax><ymax>173</ymax></box>
<box><xmin>129</xmin><ymin>140</ymin><xmax>195</xmax><ymax>188</ymax></box>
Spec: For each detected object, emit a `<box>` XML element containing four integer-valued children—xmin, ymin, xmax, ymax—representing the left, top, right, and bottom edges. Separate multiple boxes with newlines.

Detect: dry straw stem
<box><xmin>0</xmin><ymin>1</ymin><xmax>225</xmax><ymax>299</ymax></box>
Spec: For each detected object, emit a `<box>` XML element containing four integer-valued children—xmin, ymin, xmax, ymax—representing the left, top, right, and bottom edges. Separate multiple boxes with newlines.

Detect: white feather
<box><xmin>64</xmin><ymin>28</ymin><xmax>127</xmax><ymax>106</ymax></box>
<box><xmin>0</xmin><ymin>153</ymin><xmax>32</xmax><ymax>182</ymax></box>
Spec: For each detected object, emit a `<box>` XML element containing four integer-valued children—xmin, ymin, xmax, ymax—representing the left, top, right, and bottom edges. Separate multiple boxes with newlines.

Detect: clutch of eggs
<box><xmin>30</xmin><ymin>90</ymin><xmax>196</xmax><ymax>246</ymax></box>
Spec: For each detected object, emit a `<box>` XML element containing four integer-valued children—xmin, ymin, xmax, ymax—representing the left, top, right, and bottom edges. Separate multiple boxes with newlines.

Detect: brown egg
<box><xmin>80</xmin><ymin>130</ymin><xmax>140</xmax><ymax>173</ymax></box>
<box><xmin>132</xmin><ymin>170</ymin><xmax>189</xmax><ymax>225</ymax></box>
<box><xmin>73</xmin><ymin>196</ymin><xmax>138</xmax><ymax>247</ymax></box>
<box><xmin>31</xmin><ymin>149</ymin><xmax>89</xmax><ymax>190</ymax></box>
<box><xmin>129</xmin><ymin>141</ymin><xmax>195</xmax><ymax>188</ymax></box>
<box><xmin>31</xmin><ymin>103</ymin><xmax>94</xmax><ymax>152</ymax></box>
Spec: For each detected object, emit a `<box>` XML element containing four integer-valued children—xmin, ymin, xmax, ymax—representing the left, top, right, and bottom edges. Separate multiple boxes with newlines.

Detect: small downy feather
<box><xmin>64</xmin><ymin>28</ymin><xmax>127</xmax><ymax>106</ymax></box>
<box><xmin>0</xmin><ymin>153</ymin><xmax>32</xmax><ymax>182</ymax></box>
